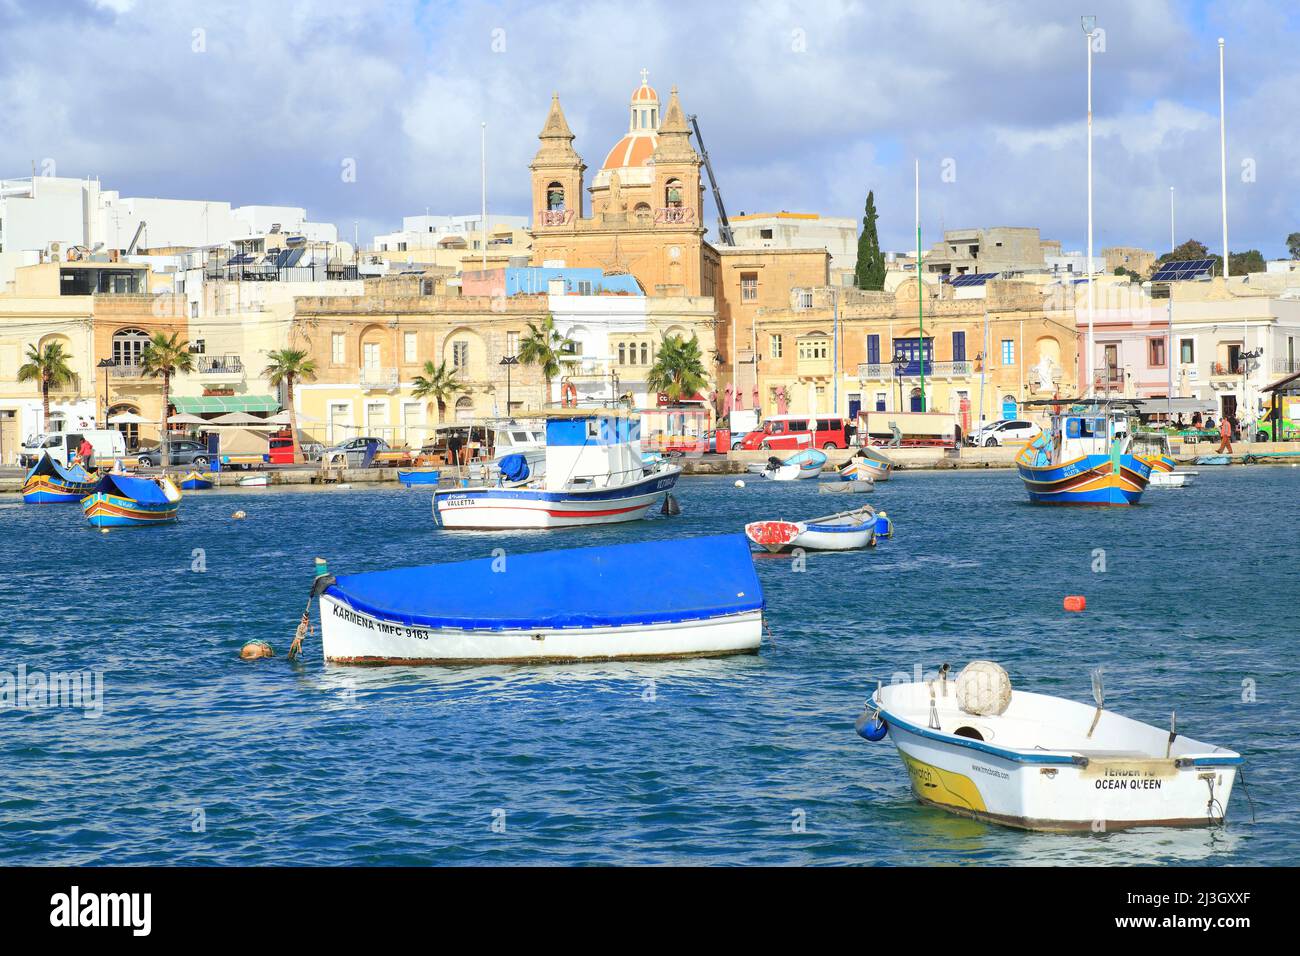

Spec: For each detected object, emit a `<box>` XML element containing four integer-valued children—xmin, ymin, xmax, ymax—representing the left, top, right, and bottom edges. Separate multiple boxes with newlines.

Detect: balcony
<box><xmin>1093</xmin><ymin>372</ymin><xmax>1126</xmax><ymax>393</ymax></box>
<box><xmin>359</xmin><ymin>367</ymin><xmax>399</xmax><ymax>391</ymax></box>
<box><xmin>1210</xmin><ymin>361</ymin><xmax>1243</xmax><ymax>377</ymax></box>
<box><xmin>1273</xmin><ymin>358</ymin><xmax>1300</xmax><ymax>375</ymax></box>
<box><xmin>857</xmin><ymin>360</ymin><xmax>974</xmax><ymax>381</ymax></box>
<box><xmin>194</xmin><ymin>354</ymin><xmax>244</xmax><ymax>381</ymax></box>
<box><xmin>109</xmin><ymin>362</ymin><xmax>148</xmax><ymax>379</ymax></box>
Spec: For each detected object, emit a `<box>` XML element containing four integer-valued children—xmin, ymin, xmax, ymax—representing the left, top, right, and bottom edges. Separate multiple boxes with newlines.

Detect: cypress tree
<box><xmin>855</xmin><ymin>190</ymin><xmax>886</xmax><ymax>290</ymax></box>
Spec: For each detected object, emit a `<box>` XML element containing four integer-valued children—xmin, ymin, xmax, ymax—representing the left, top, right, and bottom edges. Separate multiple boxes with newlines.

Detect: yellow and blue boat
<box><xmin>22</xmin><ymin>452</ymin><xmax>98</xmax><ymax>504</ymax></box>
<box><xmin>82</xmin><ymin>474</ymin><xmax>182</xmax><ymax>527</ymax></box>
<box><xmin>1015</xmin><ymin>402</ymin><xmax>1151</xmax><ymax>506</ymax></box>
<box><xmin>178</xmin><ymin>471</ymin><xmax>214</xmax><ymax>490</ymax></box>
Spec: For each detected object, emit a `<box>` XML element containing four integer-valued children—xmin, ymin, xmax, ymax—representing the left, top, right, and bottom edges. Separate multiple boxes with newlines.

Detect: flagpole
<box><xmin>1085</xmin><ymin>21</ymin><xmax>1095</xmax><ymax>398</ymax></box>
<box><xmin>481</xmin><ymin>121</ymin><xmax>488</xmax><ymax>273</ymax></box>
<box><xmin>916</xmin><ymin>158</ymin><xmax>925</xmax><ymax>412</ymax></box>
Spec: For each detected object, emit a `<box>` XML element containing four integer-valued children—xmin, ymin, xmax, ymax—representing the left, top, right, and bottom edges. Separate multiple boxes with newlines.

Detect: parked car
<box><xmin>321</xmin><ymin>436</ymin><xmax>391</xmax><ymax>467</ymax></box>
<box><xmin>968</xmin><ymin>419</ymin><xmax>1042</xmax><ymax>447</ymax></box>
<box><xmin>136</xmin><ymin>439</ymin><xmax>210</xmax><ymax>467</ymax></box>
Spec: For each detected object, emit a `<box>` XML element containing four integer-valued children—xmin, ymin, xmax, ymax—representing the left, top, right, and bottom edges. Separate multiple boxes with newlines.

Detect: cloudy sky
<box><xmin>2</xmin><ymin>0</ymin><xmax>1297</xmax><ymax>258</ymax></box>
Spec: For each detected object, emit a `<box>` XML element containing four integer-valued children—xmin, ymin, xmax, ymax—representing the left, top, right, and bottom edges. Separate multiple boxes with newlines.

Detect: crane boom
<box><xmin>687</xmin><ymin>114</ymin><xmax>734</xmax><ymax>246</ymax></box>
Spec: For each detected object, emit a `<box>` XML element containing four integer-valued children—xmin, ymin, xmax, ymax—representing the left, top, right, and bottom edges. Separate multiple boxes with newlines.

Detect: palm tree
<box><xmin>411</xmin><ymin>360</ymin><xmax>464</xmax><ymax>423</ymax></box>
<box><xmin>262</xmin><ymin>349</ymin><xmax>318</xmax><ymax>464</ymax></box>
<box><xmin>139</xmin><ymin>331</ymin><xmax>194</xmax><ymax>468</ymax></box>
<box><xmin>17</xmin><ymin>342</ymin><xmax>76</xmax><ymax>434</ymax></box>
<box><xmin>517</xmin><ymin>313</ymin><xmax>574</xmax><ymax>405</ymax></box>
<box><xmin>646</xmin><ymin>333</ymin><xmax>708</xmax><ymax>403</ymax></box>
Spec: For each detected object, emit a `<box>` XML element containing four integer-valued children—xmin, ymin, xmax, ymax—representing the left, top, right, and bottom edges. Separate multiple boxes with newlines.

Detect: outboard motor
<box><xmin>766</xmin><ymin>456</ymin><xmax>783</xmax><ymax>470</ymax></box>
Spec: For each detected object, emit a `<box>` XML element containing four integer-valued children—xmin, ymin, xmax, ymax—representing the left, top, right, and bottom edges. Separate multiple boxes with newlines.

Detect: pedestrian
<box><xmin>1216</xmin><ymin>415</ymin><xmax>1233</xmax><ymax>454</ymax></box>
<box><xmin>446</xmin><ymin>430</ymin><xmax>464</xmax><ymax>468</ymax></box>
<box><xmin>77</xmin><ymin>436</ymin><xmax>94</xmax><ymax>471</ymax></box>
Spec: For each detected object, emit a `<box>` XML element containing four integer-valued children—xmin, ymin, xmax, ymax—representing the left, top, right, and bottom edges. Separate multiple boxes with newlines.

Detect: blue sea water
<box><xmin>0</xmin><ymin>467</ymin><xmax>1297</xmax><ymax>866</ymax></box>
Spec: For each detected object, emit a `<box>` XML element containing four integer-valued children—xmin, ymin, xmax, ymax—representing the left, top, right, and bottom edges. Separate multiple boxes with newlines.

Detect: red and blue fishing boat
<box><xmin>82</xmin><ymin>474</ymin><xmax>182</xmax><ymax>527</ymax></box>
<box><xmin>1015</xmin><ymin>401</ymin><xmax>1151</xmax><ymax>506</ymax></box>
<box><xmin>22</xmin><ymin>452</ymin><xmax>97</xmax><ymax>504</ymax></box>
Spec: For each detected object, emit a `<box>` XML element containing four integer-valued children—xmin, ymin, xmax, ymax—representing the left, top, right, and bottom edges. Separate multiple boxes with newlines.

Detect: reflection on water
<box><xmin>0</xmin><ymin>467</ymin><xmax>1296</xmax><ymax>864</ymax></box>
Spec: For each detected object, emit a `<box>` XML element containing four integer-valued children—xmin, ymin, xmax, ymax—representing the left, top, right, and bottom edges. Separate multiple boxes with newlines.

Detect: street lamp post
<box><xmin>499</xmin><ymin>355</ymin><xmax>518</xmax><ymax>416</ymax></box>
<box><xmin>97</xmin><ymin>358</ymin><xmax>116</xmax><ymax>428</ymax></box>
<box><xmin>893</xmin><ymin>349</ymin><xmax>907</xmax><ymax>413</ymax></box>
<box><xmin>1082</xmin><ymin>15</ymin><xmax>1098</xmax><ymax>399</ymax></box>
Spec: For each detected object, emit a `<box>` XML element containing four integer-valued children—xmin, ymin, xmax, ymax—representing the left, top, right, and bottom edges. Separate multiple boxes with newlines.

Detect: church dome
<box><xmin>600</xmin><ymin>70</ymin><xmax>660</xmax><ymax>172</ymax></box>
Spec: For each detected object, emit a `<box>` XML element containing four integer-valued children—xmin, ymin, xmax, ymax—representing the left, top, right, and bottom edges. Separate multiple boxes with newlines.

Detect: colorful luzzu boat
<box><xmin>178</xmin><ymin>471</ymin><xmax>214</xmax><ymax>490</ymax></box>
<box><xmin>22</xmin><ymin>452</ymin><xmax>97</xmax><ymax>504</ymax></box>
<box><xmin>856</xmin><ymin>661</ymin><xmax>1242</xmax><ymax>832</ymax></box>
<box><xmin>82</xmin><ymin>474</ymin><xmax>181</xmax><ymax>527</ymax></box>
<box><xmin>1015</xmin><ymin>402</ymin><xmax>1151</xmax><ymax>505</ymax></box>
<box><xmin>311</xmin><ymin>535</ymin><xmax>763</xmax><ymax>664</ymax></box>
<box><xmin>839</xmin><ymin>451</ymin><xmax>893</xmax><ymax>482</ymax></box>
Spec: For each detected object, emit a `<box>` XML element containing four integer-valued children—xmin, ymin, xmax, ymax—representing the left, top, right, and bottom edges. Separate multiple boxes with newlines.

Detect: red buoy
<box><xmin>1064</xmin><ymin>595</ymin><xmax>1087</xmax><ymax>612</ymax></box>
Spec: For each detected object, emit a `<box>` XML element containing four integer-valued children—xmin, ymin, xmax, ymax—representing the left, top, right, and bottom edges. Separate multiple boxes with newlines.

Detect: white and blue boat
<box><xmin>839</xmin><ymin>450</ymin><xmax>893</xmax><ymax>482</ymax></box>
<box><xmin>745</xmin><ymin>505</ymin><xmax>877</xmax><ymax>553</ymax></box>
<box><xmin>752</xmin><ymin>448</ymin><xmax>827</xmax><ymax>481</ymax></box>
<box><xmin>22</xmin><ymin>452</ymin><xmax>97</xmax><ymax>504</ymax></box>
<box><xmin>314</xmin><ymin>534</ymin><xmax>764</xmax><ymax>664</ymax></box>
<box><xmin>432</xmin><ymin>409</ymin><xmax>680</xmax><ymax>529</ymax></box>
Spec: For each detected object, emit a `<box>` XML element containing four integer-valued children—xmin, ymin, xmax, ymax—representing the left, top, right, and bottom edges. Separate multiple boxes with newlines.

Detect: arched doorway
<box><xmin>910</xmin><ymin>387</ymin><xmax>923</xmax><ymax>412</ymax></box>
<box><xmin>454</xmin><ymin>396</ymin><xmax>474</xmax><ymax>422</ymax></box>
<box><xmin>108</xmin><ymin>402</ymin><xmax>141</xmax><ymax>450</ymax></box>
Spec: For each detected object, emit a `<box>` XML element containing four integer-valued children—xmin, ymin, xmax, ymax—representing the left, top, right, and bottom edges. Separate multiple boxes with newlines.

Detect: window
<box><xmin>506</xmin><ymin>331</ymin><xmax>519</xmax><ymax>357</ymax></box>
<box><xmin>332</xmin><ymin>333</ymin><xmax>345</xmax><ymax>364</ymax></box>
<box><xmin>740</xmin><ymin>273</ymin><xmax>758</xmax><ymax>302</ymax></box>
<box><xmin>404</xmin><ymin>332</ymin><xmax>418</xmax><ymax>364</ymax></box>
<box><xmin>189</xmin><ymin>339</ymin><xmax>205</xmax><ymax>354</ymax></box>
<box><xmin>1148</xmin><ymin>337</ymin><xmax>1166</xmax><ymax>368</ymax></box>
<box><xmin>952</xmin><ymin>330</ymin><xmax>966</xmax><ymax>362</ymax></box>
<box><xmin>796</xmin><ymin>291</ymin><xmax>813</xmax><ymax>309</ymax></box>
<box><xmin>640</xmin><ymin>342</ymin><xmax>649</xmax><ymax>365</ymax></box>
<box><xmin>866</xmin><ymin>334</ymin><xmax>880</xmax><ymax>365</ymax></box>
<box><xmin>769</xmin><ymin>334</ymin><xmax>783</xmax><ymax>359</ymax></box>
<box><xmin>420</xmin><ymin>278</ymin><xmax>435</xmax><ymax>295</ymax></box>
<box><xmin>798</xmin><ymin>337</ymin><xmax>829</xmax><ymax>361</ymax></box>
<box><xmin>760</xmin><ymin>228</ymin><xmax>773</xmax><ymax>239</ymax></box>
<box><xmin>618</xmin><ymin>343</ymin><xmax>627</xmax><ymax>365</ymax></box>
<box><xmin>577</xmin><ymin>280</ymin><xmax>593</xmax><ymax>295</ymax></box>
<box><xmin>1001</xmin><ymin>338</ymin><xmax>1015</xmax><ymax>366</ymax></box>
<box><xmin>112</xmin><ymin>328</ymin><xmax>150</xmax><ymax>366</ymax></box>
<box><xmin>363</xmin><ymin>342</ymin><xmax>380</xmax><ymax>370</ymax></box>
<box><xmin>190</xmin><ymin>301</ymin><xmax>199</xmax><ymax>319</ymax></box>
<box><xmin>875</xmin><ymin>392</ymin><xmax>886</xmax><ymax>411</ymax></box>
<box><xmin>1180</xmin><ymin>338</ymin><xmax>1195</xmax><ymax>364</ymax></box>
<box><xmin>452</xmin><ymin>341</ymin><xmax>469</xmax><ymax>368</ymax></box>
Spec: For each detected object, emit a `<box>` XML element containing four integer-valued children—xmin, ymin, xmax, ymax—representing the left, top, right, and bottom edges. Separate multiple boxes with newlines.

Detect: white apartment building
<box><xmin>729</xmin><ymin>212</ymin><xmax>858</xmax><ymax>283</ymax></box>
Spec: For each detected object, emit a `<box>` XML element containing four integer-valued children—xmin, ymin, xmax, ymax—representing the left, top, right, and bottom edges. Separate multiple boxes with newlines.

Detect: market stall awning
<box><xmin>171</xmin><ymin>395</ymin><xmax>280</xmax><ymax>414</ymax></box>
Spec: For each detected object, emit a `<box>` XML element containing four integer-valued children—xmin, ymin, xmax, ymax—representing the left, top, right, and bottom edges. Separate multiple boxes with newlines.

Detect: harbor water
<box><xmin>1</xmin><ymin>468</ymin><xmax>1296</xmax><ymax>865</ymax></box>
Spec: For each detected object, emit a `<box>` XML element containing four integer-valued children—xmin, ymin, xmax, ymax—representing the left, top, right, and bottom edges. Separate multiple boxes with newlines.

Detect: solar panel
<box><xmin>1150</xmin><ymin>257</ymin><xmax>1216</xmax><ymax>282</ymax></box>
<box><xmin>948</xmin><ymin>272</ymin><xmax>1001</xmax><ymax>287</ymax></box>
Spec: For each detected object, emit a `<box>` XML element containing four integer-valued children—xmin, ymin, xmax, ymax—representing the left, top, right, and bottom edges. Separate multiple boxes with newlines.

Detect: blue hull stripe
<box><xmin>434</xmin><ymin>470</ymin><xmax>678</xmax><ymax>504</ymax></box>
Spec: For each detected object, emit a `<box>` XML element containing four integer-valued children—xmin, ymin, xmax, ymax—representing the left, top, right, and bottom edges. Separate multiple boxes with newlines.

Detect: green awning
<box><xmin>172</xmin><ymin>395</ymin><xmax>280</xmax><ymax>414</ymax></box>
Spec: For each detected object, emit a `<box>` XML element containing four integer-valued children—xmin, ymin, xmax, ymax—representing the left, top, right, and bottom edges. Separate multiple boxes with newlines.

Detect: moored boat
<box><xmin>856</xmin><ymin>661</ymin><xmax>1241</xmax><ymax>831</ymax></box>
<box><xmin>178</xmin><ymin>471</ymin><xmax>214</xmax><ymax>490</ymax></box>
<box><xmin>22</xmin><ymin>452</ymin><xmax>97</xmax><ymax>504</ymax></box>
<box><xmin>432</xmin><ymin>409</ymin><xmax>680</xmax><ymax>529</ymax></box>
<box><xmin>82</xmin><ymin>474</ymin><xmax>181</xmax><ymax>527</ymax></box>
<box><xmin>1195</xmin><ymin>454</ymin><xmax>1231</xmax><ymax>466</ymax></box>
<box><xmin>1016</xmin><ymin>400</ymin><xmax>1151</xmax><ymax>505</ymax></box>
<box><xmin>745</xmin><ymin>505</ymin><xmax>877</xmax><ymax>553</ymax></box>
<box><xmin>313</xmin><ymin>534</ymin><xmax>763</xmax><ymax>664</ymax></box>
<box><xmin>237</xmin><ymin>474</ymin><xmax>269</xmax><ymax>487</ymax></box>
<box><xmin>839</xmin><ymin>450</ymin><xmax>893</xmax><ymax>482</ymax></box>
<box><xmin>756</xmin><ymin>448</ymin><xmax>827</xmax><ymax>481</ymax></box>
<box><xmin>397</xmin><ymin>469</ymin><xmax>442</xmax><ymax>487</ymax></box>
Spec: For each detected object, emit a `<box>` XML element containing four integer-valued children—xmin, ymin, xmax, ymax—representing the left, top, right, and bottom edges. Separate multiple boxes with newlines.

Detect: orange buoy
<box><xmin>1064</xmin><ymin>595</ymin><xmax>1087</xmax><ymax>612</ymax></box>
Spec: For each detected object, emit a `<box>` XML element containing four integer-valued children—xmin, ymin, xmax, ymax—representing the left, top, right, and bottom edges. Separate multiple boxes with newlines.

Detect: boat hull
<box><xmin>434</xmin><ymin>469</ymin><xmax>679</xmax><ymax>529</ymax></box>
<box><xmin>883</xmin><ymin>720</ymin><xmax>1236</xmax><ymax>831</ymax></box>
<box><xmin>397</xmin><ymin>469</ymin><xmax>441</xmax><ymax>487</ymax></box>
<box><xmin>318</xmin><ymin>593</ymin><xmax>762</xmax><ymax>664</ymax></box>
<box><xmin>841</xmin><ymin>458</ymin><xmax>892</xmax><ymax>481</ymax></box>
<box><xmin>82</xmin><ymin>492</ymin><xmax>179</xmax><ymax>527</ymax></box>
<box><xmin>1017</xmin><ymin>453</ymin><xmax>1151</xmax><ymax>505</ymax></box>
<box><xmin>178</xmin><ymin>472</ymin><xmax>213</xmax><ymax>490</ymax></box>
<box><xmin>23</xmin><ymin>475</ymin><xmax>98</xmax><ymax>504</ymax></box>
<box><xmin>1148</xmin><ymin>470</ymin><xmax>1187</xmax><ymax>488</ymax></box>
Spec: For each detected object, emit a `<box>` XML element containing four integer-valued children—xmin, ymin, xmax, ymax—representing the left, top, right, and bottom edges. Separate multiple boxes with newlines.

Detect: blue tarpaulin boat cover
<box><xmin>26</xmin><ymin>453</ymin><xmax>90</xmax><ymax>483</ymax></box>
<box><xmin>90</xmin><ymin>473</ymin><xmax>171</xmax><ymax>505</ymax></box>
<box><xmin>326</xmin><ymin>534</ymin><xmax>763</xmax><ymax>631</ymax></box>
<box><xmin>498</xmin><ymin>453</ymin><xmax>529</xmax><ymax>482</ymax></box>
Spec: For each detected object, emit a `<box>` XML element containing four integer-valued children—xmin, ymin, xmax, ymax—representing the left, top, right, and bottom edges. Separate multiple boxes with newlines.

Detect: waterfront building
<box><xmin>729</xmin><ymin>212</ymin><xmax>858</xmax><ymax>286</ymax></box>
<box><xmin>371</xmin><ymin>214</ymin><xmax>532</xmax><ymax>271</ymax></box>
<box><xmin>752</xmin><ymin>276</ymin><xmax>1079</xmax><ymax>430</ymax></box>
<box><xmin>0</xmin><ymin>260</ymin><xmax>187</xmax><ymax>458</ymax></box>
<box><xmin>923</xmin><ymin>227</ymin><xmax>1050</xmax><ymax>277</ymax></box>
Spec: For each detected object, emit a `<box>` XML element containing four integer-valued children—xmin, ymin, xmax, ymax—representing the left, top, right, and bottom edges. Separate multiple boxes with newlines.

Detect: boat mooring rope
<box><xmin>288</xmin><ymin>557</ymin><xmax>336</xmax><ymax>662</ymax></box>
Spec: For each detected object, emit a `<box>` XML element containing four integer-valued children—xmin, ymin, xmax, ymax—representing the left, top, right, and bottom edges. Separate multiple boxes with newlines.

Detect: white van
<box><xmin>21</xmin><ymin>429</ymin><xmax>127</xmax><ymax>468</ymax></box>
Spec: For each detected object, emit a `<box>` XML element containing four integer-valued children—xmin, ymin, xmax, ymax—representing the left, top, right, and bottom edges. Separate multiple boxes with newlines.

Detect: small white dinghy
<box><xmin>745</xmin><ymin>505</ymin><xmax>877</xmax><ymax>553</ymax></box>
<box><xmin>857</xmin><ymin>662</ymin><xmax>1241</xmax><ymax>831</ymax></box>
<box><xmin>237</xmin><ymin>474</ymin><xmax>269</xmax><ymax>487</ymax></box>
<box><xmin>751</xmin><ymin>449</ymin><xmax>827</xmax><ymax>481</ymax></box>
<box><xmin>1148</xmin><ymin>470</ymin><xmax>1189</xmax><ymax>488</ymax></box>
